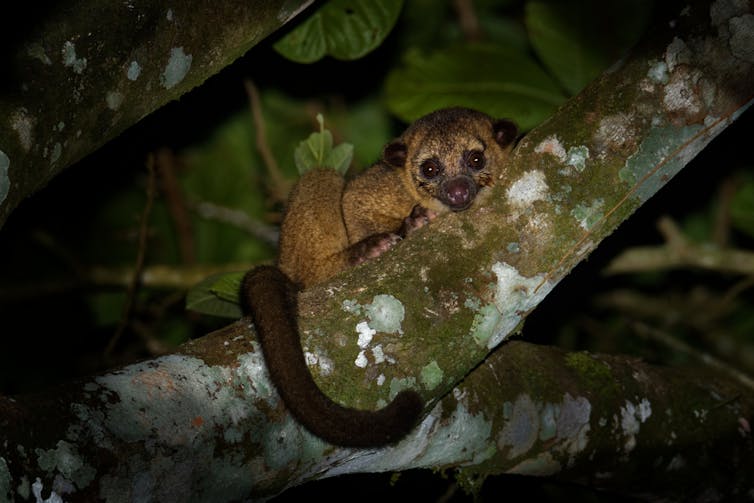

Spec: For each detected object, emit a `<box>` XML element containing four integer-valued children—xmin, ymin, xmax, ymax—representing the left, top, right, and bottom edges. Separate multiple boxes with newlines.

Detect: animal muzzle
<box><xmin>441</xmin><ymin>175</ymin><xmax>477</xmax><ymax>211</ymax></box>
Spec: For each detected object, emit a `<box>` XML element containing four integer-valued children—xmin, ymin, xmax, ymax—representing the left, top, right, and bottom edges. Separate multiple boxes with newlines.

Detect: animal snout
<box><xmin>441</xmin><ymin>176</ymin><xmax>477</xmax><ymax>211</ymax></box>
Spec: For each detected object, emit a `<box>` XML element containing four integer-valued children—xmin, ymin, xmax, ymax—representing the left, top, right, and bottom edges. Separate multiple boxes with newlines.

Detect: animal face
<box><xmin>383</xmin><ymin>108</ymin><xmax>517</xmax><ymax>213</ymax></box>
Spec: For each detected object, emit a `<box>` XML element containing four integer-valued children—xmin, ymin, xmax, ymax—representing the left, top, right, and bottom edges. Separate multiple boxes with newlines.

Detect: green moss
<box><xmin>565</xmin><ymin>352</ymin><xmax>616</xmax><ymax>395</ymax></box>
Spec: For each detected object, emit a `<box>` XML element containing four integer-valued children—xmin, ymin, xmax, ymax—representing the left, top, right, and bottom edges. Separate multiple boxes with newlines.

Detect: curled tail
<box><xmin>241</xmin><ymin>265</ymin><xmax>423</xmax><ymax>447</ymax></box>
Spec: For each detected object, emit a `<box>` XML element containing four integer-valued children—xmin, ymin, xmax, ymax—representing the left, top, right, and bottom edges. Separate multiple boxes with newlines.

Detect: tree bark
<box><xmin>0</xmin><ymin>0</ymin><xmax>314</xmax><ymax>229</ymax></box>
<box><xmin>1</xmin><ymin>0</ymin><xmax>753</xmax><ymax>501</ymax></box>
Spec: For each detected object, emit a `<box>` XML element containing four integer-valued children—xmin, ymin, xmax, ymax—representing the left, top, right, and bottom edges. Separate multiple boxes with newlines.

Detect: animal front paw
<box><xmin>349</xmin><ymin>233</ymin><xmax>402</xmax><ymax>266</ymax></box>
<box><xmin>399</xmin><ymin>205</ymin><xmax>438</xmax><ymax>237</ymax></box>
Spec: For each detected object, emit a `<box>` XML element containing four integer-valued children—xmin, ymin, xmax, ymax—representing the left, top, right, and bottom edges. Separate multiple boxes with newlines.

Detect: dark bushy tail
<box><xmin>241</xmin><ymin>266</ymin><xmax>423</xmax><ymax>447</ymax></box>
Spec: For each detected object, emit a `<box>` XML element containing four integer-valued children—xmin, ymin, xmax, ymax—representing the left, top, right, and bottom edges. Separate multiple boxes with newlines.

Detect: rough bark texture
<box><xmin>0</xmin><ymin>0</ymin><xmax>314</xmax><ymax>229</ymax></box>
<box><xmin>1</xmin><ymin>0</ymin><xmax>753</xmax><ymax>501</ymax></box>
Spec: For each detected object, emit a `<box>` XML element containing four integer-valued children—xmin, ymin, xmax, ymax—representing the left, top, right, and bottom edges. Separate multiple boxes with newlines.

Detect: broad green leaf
<box><xmin>525</xmin><ymin>0</ymin><xmax>653</xmax><ymax>95</ymax></box>
<box><xmin>186</xmin><ymin>272</ymin><xmax>244</xmax><ymax>318</ymax></box>
<box><xmin>274</xmin><ymin>0</ymin><xmax>404</xmax><ymax>63</ymax></box>
<box><xmin>385</xmin><ymin>44</ymin><xmax>565</xmax><ymax>130</ymax></box>
<box><xmin>326</xmin><ymin>143</ymin><xmax>355</xmax><ymax>176</ymax></box>
<box><xmin>294</xmin><ymin>114</ymin><xmax>354</xmax><ymax>175</ymax></box>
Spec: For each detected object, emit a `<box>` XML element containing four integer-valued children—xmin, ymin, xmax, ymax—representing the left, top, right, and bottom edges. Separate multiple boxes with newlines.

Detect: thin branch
<box><xmin>0</xmin><ymin>263</ymin><xmax>255</xmax><ymax>301</ymax></box>
<box><xmin>105</xmin><ymin>155</ymin><xmax>157</xmax><ymax>358</ymax></box>
<box><xmin>156</xmin><ymin>148</ymin><xmax>195</xmax><ymax>265</ymax></box>
<box><xmin>244</xmin><ymin>79</ymin><xmax>291</xmax><ymax>204</ymax></box>
<box><xmin>452</xmin><ymin>0</ymin><xmax>482</xmax><ymax>42</ymax></box>
<box><xmin>605</xmin><ymin>216</ymin><xmax>754</xmax><ymax>276</ymax></box>
<box><xmin>632</xmin><ymin>321</ymin><xmax>754</xmax><ymax>391</ymax></box>
<box><xmin>192</xmin><ymin>200</ymin><xmax>279</xmax><ymax>246</ymax></box>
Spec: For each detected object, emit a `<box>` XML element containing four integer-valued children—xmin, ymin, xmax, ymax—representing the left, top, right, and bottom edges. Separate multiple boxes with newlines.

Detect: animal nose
<box><xmin>442</xmin><ymin>176</ymin><xmax>476</xmax><ymax>211</ymax></box>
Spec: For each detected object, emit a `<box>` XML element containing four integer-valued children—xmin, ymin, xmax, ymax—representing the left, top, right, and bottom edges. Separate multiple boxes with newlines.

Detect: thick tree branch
<box><xmin>0</xmin><ymin>0</ymin><xmax>315</xmax><ymax>229</ymax></box>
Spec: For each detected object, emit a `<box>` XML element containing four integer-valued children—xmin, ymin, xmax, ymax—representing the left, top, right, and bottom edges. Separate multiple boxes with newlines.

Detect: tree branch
<box><xmin>0</xmin><ymin>0</ymin><xmax>315</xmax><ymax>229</ymax></box>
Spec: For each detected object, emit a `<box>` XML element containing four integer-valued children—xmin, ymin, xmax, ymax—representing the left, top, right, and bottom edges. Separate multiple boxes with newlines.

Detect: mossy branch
<box><xmin>0</xmin><ymin>0</ymin><xmax>315</xmax><ymax>229</ymax></box>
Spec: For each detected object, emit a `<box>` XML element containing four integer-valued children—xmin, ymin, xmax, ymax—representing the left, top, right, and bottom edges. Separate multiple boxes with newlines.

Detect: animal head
<box><xmin>383</xmin><ymin>107</ymin><xmax>518</xmax><ymax>213</ymax></box>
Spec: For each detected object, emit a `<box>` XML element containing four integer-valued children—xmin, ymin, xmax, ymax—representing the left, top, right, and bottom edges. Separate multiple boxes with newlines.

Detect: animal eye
<box><xmin>465</xmin><ymin>150</ymin><xmax>485</xmax><ymax>171</ymax></box>
<box><xmin>420</xmin><ymin>159</ymin><xmax>442</xmax><ymax>179</ymax></box>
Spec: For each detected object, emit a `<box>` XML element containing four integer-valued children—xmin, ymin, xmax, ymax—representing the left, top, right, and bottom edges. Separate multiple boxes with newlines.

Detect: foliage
<box><xmin>293</xmin><ymin>114</ymin><xmax>354</xmax><ymax>175</ymax></box>
<box><xmin>273</xmin><ymin>0</ymin><xmax>404</xmax><ymax>63</ymax></box>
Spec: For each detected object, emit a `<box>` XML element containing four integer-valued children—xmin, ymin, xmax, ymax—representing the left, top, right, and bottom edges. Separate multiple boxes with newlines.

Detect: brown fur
<box><xmin>242</xmin><ymin>108</ymin><xmax>517</xmax><ymax>447</ymax></box>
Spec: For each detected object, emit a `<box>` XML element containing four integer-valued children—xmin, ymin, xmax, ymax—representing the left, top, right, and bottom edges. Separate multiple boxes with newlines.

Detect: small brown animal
<box><xmin>242</xmin><ymin>107</ymin><xmax>517</xmax><ymax>447</ymax></box>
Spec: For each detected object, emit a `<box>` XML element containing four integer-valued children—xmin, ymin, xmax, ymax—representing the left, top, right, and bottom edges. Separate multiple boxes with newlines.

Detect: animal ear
<box><xmin>492</xmin><ymin>119</ymin><xmax>518</xmax><ymax>148</ymax></box>
<box><xmin>383</xmin><ymin>141</ymin><xmax>408</xmax><ymax>168</ymax></box>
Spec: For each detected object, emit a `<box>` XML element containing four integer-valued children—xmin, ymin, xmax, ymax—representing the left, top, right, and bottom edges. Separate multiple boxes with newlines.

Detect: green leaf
<box><xmin>385</xmin><ymin>44</ymin><xmax>566</xmax><ymax>130</ymax></box>
<box><xmin>326</xmin><ymin>143</ymin><xmax>355</xmax><ymax>176</ymax></box>
<box><xmin>185</xmin><ymin>272</ymin><xmax>244</xmax><ymax>319</ymax></box>
<box><xmin>525</xmin><ymin>0</ymin><xmax>653</xmax><ymax>95</ymax></box>
<box><xmin>294</xmin><ymin>114</ymin><xmax>354</xmax><ymax>175</ymax></box>
<box><xmin>274</xmin><ymin>0</ymin><xmax>404</xmax><ymax>63</ymax></box>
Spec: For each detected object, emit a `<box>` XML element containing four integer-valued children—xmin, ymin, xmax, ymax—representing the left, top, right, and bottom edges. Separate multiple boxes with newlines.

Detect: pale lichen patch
<box><xmin>620</xmin><ymin>398</ymin><xmax>652</xmax><ymax>454</ymax></box>
<box><xmin>565</xmin><ymin>146</ymin><xmax>589</xmax><ymax>172</ymax></box>
<box><xmin>32</xmin><ymin>478</ymin><xmax>63</xmax><ymax>503</ymax></box>
<box><xmin>500</xmin><ymin>393</ymin><xmax>591</xmax><ymax>466</ymax></box>
<box><xmin>354</xmin><ymin>350</ymin><xmax>368</xmax><ymax>368</ymax></box>
<box><xmin>594</xmin><ymin>113</ymin><xmax>636</xmax><ymax>157</ymax></box>
<box><xmin>106</xmin><ymin>91</ymin><xmax>124</xmax><ymax>111</ymax></box>
<box><xmin>472</xmin><ymin>262</ymin><xmax>555</xmax><ymax>349</ymax></box>
<box><xmin>506</xmin><ymin>170</ymin><xmax>550</xmax><ymax>209</ymax></box>
<box><xmin>11</xmin><ymin>108</ymin><xmax>34</xmax><ymax>152</ymax></box>
<box><xmin>420</xmin><ymin>361</ymin><xmax>443</xmax><ymax>391</ymax></box>
<box><xmin>664</xmin><ymin>37</ymin><xmax>692</xmax><ymax>72</ymax></box>
<box><xmin>49</xmin><ymin>143</ymin><xmax>62</xmax><ymax>165</ymax></box>
<box><xmin>35</xmin><ymin>440</ymin><xmax>96</xmax><ymax>491</ymax></box>
<box><xmin>647</xmin><ymin>60</ymin><xmax>669</xmax><ymax>84</ymax></box>
<box><xmin>534</xmin><ymin>135</ymin><xmax>566</xmax><ymax>162</ymax></box>
<box><xmin>409</xmin><ymin>398</ymin><xmax>494</xmax><ymax>468</ymax></box>
<box><xmin>161</xmin><ymin>47</ymin><xmax>192</xmax><ymax>90</ymax></box>
<box><xmin>127</xmin><ymin>61</ymin><xmax>141</xmax><ymax>81</ymax></box>
<box><xmin>663</xmin><ymin>66</ymin><xmax>704</xmax><ymax>119</ymax></box>
<box><xmin>345</xmin><ymin>295</ymin><xmax>405</xmax><ymax>370</ymax></box>
<box><xmin>61</xmin><ymin>41</ymin><xmax>87</xmax><ymax>74</ymax></box>
<box><xmin>364</xmin><ymin>294</ymin><xmax>405</xmax><ymax>334</ymax></box>
<box><xmin>620</xmin><ymin>124</ymin><xmax>704</xmax><ymax>202</ymax></box>
<box><xmin>500</xmin><ymin>394</ymin><xmax>539</xmax><ymax>459</ymax></box>
<box><xmin>356</xmin><ymin>321</ymin><xmax>375</xmax><ymax>348</ymax></box>
<box><xmin>571</xmin><ymin>198</ymin><xmax>605</xmax><ymax>231</ymax></box>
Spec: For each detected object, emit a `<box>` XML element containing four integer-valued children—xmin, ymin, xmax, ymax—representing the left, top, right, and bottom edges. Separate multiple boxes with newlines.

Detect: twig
<box><xmin>713</xmin><ymin>175</ymin><xmax>737</xmax><ymax>248</ymax></box>
<box><xmin>192</xmin><ymin>200</ymin><xmax>279</xmax><ymax>246</ymax></box>
<box><xmin>105</xmin><ymin>154</ymin><xmax>157</xmax><ymax>358</ymax></box>
<box><xmin>452</xmin><ymin>0</ymin><xmax>481</xmax><ymax>42</ymax></box>
<box><xmin>656</xmin><ymin>215</ymin><xmax>687</xmax><ymax>250</ymax></box>
<box><xmin>632</xmin><ymin>321</ymin><xmax>754</xmax><ymax>392</ymax></box>
<box><xmin>0</xmin><ymin>263</ymin><xmax>258</xmax><ymax>302</ymax></box>
<box><xmin>156</xmin><ymin>148</ymin><xmax>195</xmax><ymax>264</ymax></box>
<box><xmin>716</xmin><ymin>275</ymin><xmax>754</xmax><ymax>314</ymax></box>
<box><xmin>605</xmin><ymin>215</ymin><xmax>754</xmax><ymax>276</ymax></box>
<box><xmin>243</xmin><ymin>79</ymin><xmax>290</xmax><ymax>204</ymax></box>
